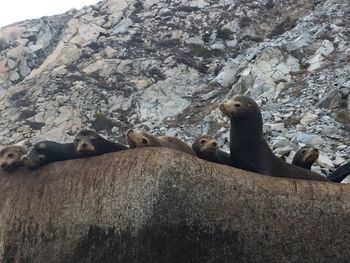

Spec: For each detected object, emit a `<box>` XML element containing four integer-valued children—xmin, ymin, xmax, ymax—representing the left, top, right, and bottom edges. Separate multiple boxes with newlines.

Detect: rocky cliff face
<box><xmin>0</xmin><ymin>0</ymin><xmax>349</xmax><ymax>173</ymax></box>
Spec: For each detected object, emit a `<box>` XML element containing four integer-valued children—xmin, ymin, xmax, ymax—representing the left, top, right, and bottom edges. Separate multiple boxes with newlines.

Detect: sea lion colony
<box><xmin>0</xmin><ymin>95</ymin><xmax>345</xmax><ymax>182</ymax></box>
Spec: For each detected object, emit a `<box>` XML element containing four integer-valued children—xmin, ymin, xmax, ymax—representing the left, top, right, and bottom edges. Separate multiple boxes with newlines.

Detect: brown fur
<box><xmin>74</xmin><ymin>130</ymin><xmax>128</xmax><ymax>157</ymax></box>
<box><xmin>126</xmin><ymin>130</ymin><xmax>196</xmax><ymax>156</ymax></box>
<box><xmin>0</xmin><ymin>145</ymin><xmax>27</xmax><ymax>171</ymax></box>
<box><xmin>192</xmin><ymin>135</ymin><xmax>231</xmax><ymax>166</ymax></box>
<box><xmin>219</xmin><ymin>95</ymin><xmax>329</xmax><ymax>182</ymax></box>
<box><xmin>292</xmin><ymin>146</ymin><xmax>319</xmax><ymax>170</ymax></box>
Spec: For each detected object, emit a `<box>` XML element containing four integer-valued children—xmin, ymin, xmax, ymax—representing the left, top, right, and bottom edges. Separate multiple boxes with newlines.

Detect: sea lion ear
<box><xmin>38</xmin><ymin>143</ymin><xmax>47</xmax><ymax>150</ymax></box>
<box><xmin>142</xmin><ymin>138</ymin><xmax>148</xmax><ymax>145</ymax></box>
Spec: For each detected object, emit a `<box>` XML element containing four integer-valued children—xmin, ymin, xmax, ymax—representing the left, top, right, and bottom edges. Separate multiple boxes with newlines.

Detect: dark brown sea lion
<box><xmin>327</xmin><ymin>162</ymin><xmax>350</xmax><ymax>183</ymax></box>
<box><xmin>192</xmin><ymin>135</ymin><xmax>231</xmax><ymax>166</ymax></box>
<box><xmin>292</xmin><ymin>146</ymin><xmax>319</xmax><ymax>170</ymax></box>
<box><xmin>74</xmin><ymin>130</ymin><xmax>128</xmax><ymax>157</ymax></box>
<box><xmin>126</xmin><ymin>129</ymin><xmax>196</xmax><ymax>156</ymax></box>
<box><xmin>0</xmin><ymin>145</ymin><xmax>27</xmax><ymax>171</ymax></box>
<box><xmin>219</xmin><ymin>95</ymin><xmax>329</xmax><ymax>182</ymax></box>
<box><xmin>22</xmin><ymin>141</ymin><xmax>78</xmax><ymax>168</ymax></box>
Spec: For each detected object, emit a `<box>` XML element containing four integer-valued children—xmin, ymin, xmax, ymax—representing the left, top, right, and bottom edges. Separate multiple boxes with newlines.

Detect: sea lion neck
<box><xmin>230</xmin><ymin>104</ymin><xmax>264</xmax><ymax>148</ymax></box>
<box><xmin>229</xmin><ymin>114</ymin><xmax>264</xmax><ymax>149</ymax></box>
<box><xmin>220</xmin><ymin>95</ymin><xmax>264</xmax><ymax>148</ymax></box>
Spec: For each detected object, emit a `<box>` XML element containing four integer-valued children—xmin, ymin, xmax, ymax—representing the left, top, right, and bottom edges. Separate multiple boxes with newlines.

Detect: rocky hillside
<box><xmin>0</xmin><ymin>0</ymin><xmax>349</xmax><ymax>173</ymax></box>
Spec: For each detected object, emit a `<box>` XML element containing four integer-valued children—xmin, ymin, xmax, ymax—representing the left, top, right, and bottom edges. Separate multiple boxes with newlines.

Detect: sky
<box><xmin>0</xmin><ymin>0</ymin><xmax>100</xmax><ymax>28</ymax></box>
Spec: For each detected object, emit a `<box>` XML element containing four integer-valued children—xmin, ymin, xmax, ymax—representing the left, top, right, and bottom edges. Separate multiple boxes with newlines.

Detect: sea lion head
<box><xmin>126</xmin><ymin>129</ymin><xmax>162</xmax><ymax>148</ymax></box>
<box><xmin>74</xmin><ymin>130</ymin><xmax>99</xmax><ymax>154</ymax></box>
<box><xmin>0</xmin><ymin>145</ymin><xmax>27</xmax><ymax>171</ymax></box>
<box><xmin>219</xmin><ymin>95</ymin><xmax>262</xmax><ymax>123</ymax></box>
<box><xmin>192</xmin><ymin>135</ymin><xmax>218</xmax><ymax>157</ymax></box>
<box><xmin>22</xmin><ymin>142</ymin><xmax>50</xmax><ymax>168</ymax></box>
<box><xmin>292</xmin><ymin>146</ymin><xmax>319</xmax><ymax>169</ymax></box>
<box><xmin>219</xmin><ymin>96</ymin><xmax>264</xmax><ymax>147</ymax></box>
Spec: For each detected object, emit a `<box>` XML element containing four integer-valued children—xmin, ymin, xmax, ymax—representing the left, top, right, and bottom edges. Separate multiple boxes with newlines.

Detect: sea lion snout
<box><xmin>219</xmin><ymin>103</ymin><xmax>226</xmax><ymax>112</ymax></box>
<box><xmin>212</xmin><ymin>141</ymin><xmax>217</xmax><ymax>147</ymax></box>
<box><xmin>304</xmin><ymin>148</ymin><xmax>319</xmax><ymax>162</ymax></box>
<box><xmin>219</xmin><ymin>100</ymin><xmax>241</xmax><ymax>118</ymax></box>
<box><xmin>76</xmin><ymin>141</ymin><xmax>95</xmax><ymax>153</ymax></box>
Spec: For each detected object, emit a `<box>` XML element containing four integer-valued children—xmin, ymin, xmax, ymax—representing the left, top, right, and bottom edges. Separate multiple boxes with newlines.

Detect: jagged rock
<box><xmin>0</xmin><ymin>0</ymin><xmax>349</xmax><ymax>164</ymax></box>
<box><xmin>53</xmin><ymin>66</ymin><xmax>68</xmax><ymax>76</ymax></box>
<box><xmin>317</xmin><ymin>154</ymin><xmax>334</xmax><ymax>169</ymax></box>
<box><xmin>307</xmin><ymin>40</ymin><xmax>335</xmax><ymax>71</ymax></box>
<box><xmin>271</xmin><ymin>136</ymin><xmax>290</xmax><ymax>149</ymax></box>
<box><xmin>300</xmin><ymin>113</ymin><xmax>318</xmax><ymax>126</ymax></box>
<box><xmin>212</xmin><ymin>58</ymin><xmax>239</xmax><ymax>88</ymax></box>
<box><xmin>315</xmin><ymin>88</ymin><xmax>343</xmax><ymax>109</ymax></box>
<box><xmin>341</xmin><ymin>176</ymin><xmax>350</xmax><ymax>184</ymax></box>
<box><xmin>292</xmin><ymin>132</ymin><xmax>324</xmax><ymax>145</ymax></box>
<box><xmin>138</xmin><ymin>65</ymin><xmax>201</xmax><ymax>124</ymax></box>
<box><xmin>274</xmin><ymin>146</ymin><xmax>292</xmax><ymax>157</ymax></box>
<box><xmin>232</xmin><ymin>47</ymin><xmax>299</xmax><ymax>100</ymax></box>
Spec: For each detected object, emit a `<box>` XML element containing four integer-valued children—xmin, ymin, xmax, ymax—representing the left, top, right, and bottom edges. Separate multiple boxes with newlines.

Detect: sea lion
<box><xmin>327</xmin><ymin>162</ymin><xmax>350</xmax><ymax>183</ymax></box>
<box><xmin>0</xmin><ymin>145</ymin><xmax>27</xmax><ymax>171</ymax></box>
<box><xmin>22</xmin><ymin>141</ymin><xmax>78</xmax><ymax>168</ymax></box>
<box><xmin>277</xmin><ymin>155</ymin><xmax>286</xmax><ymax>162</ymax></box>
<box><xmin>192</xmin><ymin>135</ymin><xmax>231</xmax><ymax>166</ymax></box>
<box><xmin>74</xmin><ymin>130</ymin><xmax>128</xmax><ymax>157</ymax></box>
<box><xmin>219</xmin><ymin>95</ymin><xmax>329</xmax><ymax>182</ymax></box>
<box><xmin>126</xmin><ymin>129</ymin><xmax>196</xmax><ymax>156</ymax></box>
<box><xmin>292</xmin><ymin>146</ymin><xmax>319</xmax><ymax>170</ymax></box>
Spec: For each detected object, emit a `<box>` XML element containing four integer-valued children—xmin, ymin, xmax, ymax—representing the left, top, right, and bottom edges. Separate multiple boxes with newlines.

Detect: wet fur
<box><xmin>0</xmin><ymin>145</ymin><xmax>27</xmax><ymax>171</ymax></box>
<box><xmin>126</xmin><ymin>130</ymin><xmax>195</xmax><ymax>156</ymax></box>
<box><xmin>192</xmin><ymin>135</ymin><xmax>231</xmax><ymax>166</ymax></box>
<box><xmin>292</xmin><ymin>146</ymin><xmax>319</xmax><ymax>170</ymax></box>
<box><xmin>75</xmin><ymin>130</ymin><xmax>128</xmax><ymax>157</ymax></box>
<box><xmin>220</xmin><ymin>96</ymin><xmax>329</xmax><ymax>182</ymax></box>
<box><xmin>23</xmin><ymin>141</ymin><xmax>79</xmax><ymax>168</ymax></box>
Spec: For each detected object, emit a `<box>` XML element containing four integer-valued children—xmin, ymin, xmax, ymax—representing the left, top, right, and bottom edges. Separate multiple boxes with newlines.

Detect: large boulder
<box><xmin>0</xmin><ymin>148</ymin><xmax>349</xmax><ymax>262</ymax></box>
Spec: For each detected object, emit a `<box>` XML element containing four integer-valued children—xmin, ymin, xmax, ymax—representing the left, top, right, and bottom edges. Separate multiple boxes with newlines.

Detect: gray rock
<box><xmin>316</xmin><ymin>89</ymin><xmax>343</xmax><ymax>109</ymax></box>
<box><xmin>0</xmin><ymin>0</ymin><xmax>348</xmax><ymax>167</ymax></box>
<box><xmin>307</xmin><ymin>40</ymin><xmax>335</xmax><ymax>71</ymax></box>
<box><xmin>300</xmin><ymin>113</ymin><xmax>318</xmax><ymax>126</ymax></box>
<box><xmin>292</xmin><ymin>132</ymin><xmax>324</xmax><ymax>145</ymax></box>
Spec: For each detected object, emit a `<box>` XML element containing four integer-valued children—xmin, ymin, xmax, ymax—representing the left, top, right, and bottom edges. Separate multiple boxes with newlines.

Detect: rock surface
<box><xmin>0</xmin><ymin>148</ymin><xmax>349</xmax><ymax>262</ymax></box>
<box><xmin>0</xmin><ymin>0</ymin><xmax>349</xmax><ymax>174</ymax></box>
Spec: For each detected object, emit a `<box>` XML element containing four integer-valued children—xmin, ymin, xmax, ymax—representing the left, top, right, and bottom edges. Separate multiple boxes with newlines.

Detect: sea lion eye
<box><xmin>200</xmin><ymin>139</ymin><xmax>206</xmax><ymax>144</ymax></box>
<box><xmin>301</xmin><ymin>150</ymin><xmax>306</xmax><ymax>154</ymax></box>
<box><xmin>75</xmin><ymin>138</ymin><xmax>80</xmax><ymax>143</ymax></box>
<box><xmin>142</xmin><ymin>138</ymin><xmax>148</xmax><ymax>144</ymax></box>
<box><xmin>90</xmin><ymin>137</ymin><xmax>96</xmax><ymax>142</ymax></box>
<box><xmin>7</xmin><ymin>153</ymin><xmax>14</xmax><ymax>159</ymax></box>
<box><xmin>38</xmin><ymin>155</ymin><xmax>45</xmax><ymax>161</ymax></box>
<box><xmin>234</xmin><ymin>103</ymin><xmax>241</xmax><ymax>107</ymax></box>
